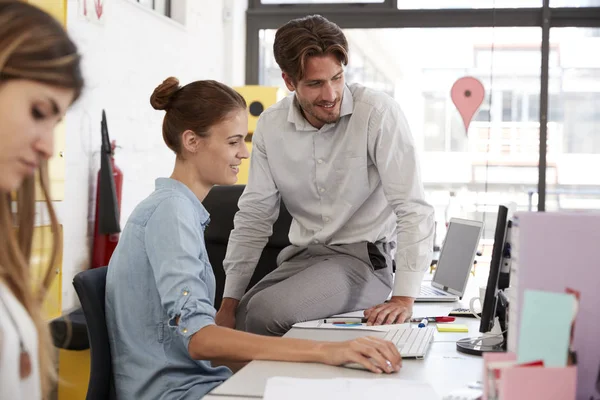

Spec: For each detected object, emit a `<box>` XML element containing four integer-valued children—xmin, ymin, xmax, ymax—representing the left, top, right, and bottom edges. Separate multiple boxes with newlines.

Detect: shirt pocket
<box><xmin>333</xmin><ymin>154</ymin><xmax>369</xmax><ymax>200</ymax></box>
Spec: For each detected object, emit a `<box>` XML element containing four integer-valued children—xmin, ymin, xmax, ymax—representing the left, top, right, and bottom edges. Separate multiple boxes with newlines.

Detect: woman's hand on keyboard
<box><xmin>319</xmin><ymin>336</ymin><xmax>401</xmax><ymax>374</ymax></box>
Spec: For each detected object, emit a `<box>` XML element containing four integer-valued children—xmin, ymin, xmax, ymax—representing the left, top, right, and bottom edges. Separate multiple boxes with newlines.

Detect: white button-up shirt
<box><xmin>223</xmin><ymin>83</ymin><xmax>435</xmax><ymax>299</ymax></box>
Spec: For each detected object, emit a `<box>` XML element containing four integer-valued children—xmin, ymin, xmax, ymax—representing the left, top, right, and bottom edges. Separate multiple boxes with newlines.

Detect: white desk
<box><xmin>206</xmin><ymin>302</ymin><xmax>485</xmax><ymax>399</ymax></box>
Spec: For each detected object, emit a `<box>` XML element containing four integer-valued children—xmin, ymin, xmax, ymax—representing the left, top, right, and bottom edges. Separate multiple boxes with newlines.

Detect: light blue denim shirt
<box><xmin>105</xmin><ymin>178</ymin><xmax>231</xmax><ymax>399</ymax></box>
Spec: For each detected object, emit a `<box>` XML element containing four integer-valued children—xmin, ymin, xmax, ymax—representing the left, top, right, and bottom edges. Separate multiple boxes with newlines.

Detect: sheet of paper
<box><xmin>263</xmin><ymin>377</ymin><xmax>440</xmax><ymax>400</ymax></box>
<box><xmin>516</xmin><ymin>289</ymin><xmax>574</xmax><ymax>367</ymax></box>
<box><xmin>292</xmin><ymin>319</ymin><xmax>409</xmax><ymax>332</ymax></box>
<box><xmin>331</xmin><ymin>310</ymin><xmax>365</xmax><ymax>318</ymax></box>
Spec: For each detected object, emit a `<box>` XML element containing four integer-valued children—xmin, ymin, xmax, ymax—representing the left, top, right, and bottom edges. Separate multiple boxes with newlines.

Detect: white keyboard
<box><xmin>420</xmin><ymin>285</ymin><xmax>448</xmax><ymax>296</ymax></box>
<box><xmin>384</xmin><ymin>326</ymin><xmax>436</xmax><ymax>358</ymax></box>
<box><xmin>343</xmin><ymin>327</ymin><xmax>435</xmax><ymax>371</ymax></box>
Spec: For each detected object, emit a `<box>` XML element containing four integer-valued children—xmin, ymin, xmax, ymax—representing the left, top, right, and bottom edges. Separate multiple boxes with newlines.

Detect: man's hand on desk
<box><xmin>215</xmin><ymin>298</ymin><xmax>239</xmax><ymax>329</ymax></box>
<box><xmin>363</xmin><ymin>296</ymin><xmax>414</xmax><ymax>326</ymax></box>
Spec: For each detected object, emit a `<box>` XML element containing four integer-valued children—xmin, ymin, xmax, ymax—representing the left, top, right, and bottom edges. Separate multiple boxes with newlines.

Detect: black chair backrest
<box><xmin>72</xmin><ymin>266</ymin><xmax>116</xmax><ymax>400</ymax></box>
<box><xmin>203</xmin><ymin>185</ymin><xmax>292</xmax><ymax>309</ymax></box>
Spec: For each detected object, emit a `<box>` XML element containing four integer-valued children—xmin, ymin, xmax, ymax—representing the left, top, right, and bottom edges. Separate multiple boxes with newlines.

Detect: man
<box><xmin>215</xmin><ymin>15</ymin><xmax>435</xmax><ymax>336</ymax></box>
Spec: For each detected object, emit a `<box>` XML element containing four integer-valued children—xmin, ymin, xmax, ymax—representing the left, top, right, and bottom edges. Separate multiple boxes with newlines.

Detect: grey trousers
<box><xmin>235</xmin><ymin>241</ymin><xmax>394</xmax><ymax>336</ymax></box>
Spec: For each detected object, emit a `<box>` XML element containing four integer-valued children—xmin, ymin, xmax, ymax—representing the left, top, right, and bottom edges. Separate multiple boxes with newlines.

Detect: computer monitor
<box><xmin>456</xmin><ymin>205</ymin><xmax>511</xmax><ymax>356</ymax></box>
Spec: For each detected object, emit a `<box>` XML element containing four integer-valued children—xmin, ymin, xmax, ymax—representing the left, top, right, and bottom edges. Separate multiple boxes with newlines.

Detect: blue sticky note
<box><xmin>517</xmin><ymin>289</ymin><xmax>575</xmax><ymax>367</ymax></box>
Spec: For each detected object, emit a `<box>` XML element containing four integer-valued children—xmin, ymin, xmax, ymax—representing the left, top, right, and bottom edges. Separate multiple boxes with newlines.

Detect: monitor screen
<box><xmin>433</xmin><ymin>219</ymin><xmax>483</xmax><ymax>294</ymax></box>
<box><xmin>479</xmin><ymin>205</ymin><xmax>509</xmax><ymax>334</ymax></box>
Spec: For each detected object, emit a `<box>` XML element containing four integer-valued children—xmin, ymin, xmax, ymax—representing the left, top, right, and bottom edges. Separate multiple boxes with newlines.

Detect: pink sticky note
<box><xmin>451</xmin><ymin>77</ymin><xmax>485</xmax><ymax>133</ymax></box>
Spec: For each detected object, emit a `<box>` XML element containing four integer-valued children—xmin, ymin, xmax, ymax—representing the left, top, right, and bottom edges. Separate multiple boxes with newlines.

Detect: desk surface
<box><xmin>207</xmin><ymin>302</ymin><xmax>485</xmax><ymax>399</ymax></box>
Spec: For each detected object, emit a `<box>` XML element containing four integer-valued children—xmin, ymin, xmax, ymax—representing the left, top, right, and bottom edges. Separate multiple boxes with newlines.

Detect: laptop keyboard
<box><xmin>383</xmin><ymin>327</ymin><xmax>435</xmax><ymax>358</ymax></box>
<box><xmin>420</xmin><ymin>285</ymin><xmax>448</xmax><ymax>297</ymax></box>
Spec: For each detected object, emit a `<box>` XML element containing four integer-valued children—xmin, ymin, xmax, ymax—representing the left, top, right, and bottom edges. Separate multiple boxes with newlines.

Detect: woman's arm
<box><xmin>189</xmin><ymin>325</ymin><xmax>401</xmax><ymax>374</ymax></box>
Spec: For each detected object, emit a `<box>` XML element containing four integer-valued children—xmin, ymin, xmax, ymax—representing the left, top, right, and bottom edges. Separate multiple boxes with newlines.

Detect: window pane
<box><xmin>262</xmin><ymin>0</ymin><xmax>383</xmax><ymax>4</ymax></box>
<box><xmin>259</xmin><ymin>27</ymin><xmax>542</xmax><ymax>242</ymax></box>
<box><xmin>155</xmin><ymin>0</ymin><xmax>169</xmax><ymax>16</ymax></box>
<box><xmin>545</xmin><ymin>28</ymin><xmax>600</xmax><ymax>212</ymax></box>
<box><xmin>397</xmin><ymin>0</ymin><xmax>540</xmax><ymax>9</ymax></box>
<box><xmin>551</xmin><ymin>0</ymin><xmax>600</xmax><ymax>6</ymax></box>
<box><xmin>137</xmin><ymin>0</ymin><xmax>153</xmax><ymax>8</ymax></box>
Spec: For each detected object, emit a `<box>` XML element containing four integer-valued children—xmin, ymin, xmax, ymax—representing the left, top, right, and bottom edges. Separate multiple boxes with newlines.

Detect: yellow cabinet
<box><xmin>30</xmin><ymin>225</ymin><xmax>63</xmax><ymax>320</ymax></box>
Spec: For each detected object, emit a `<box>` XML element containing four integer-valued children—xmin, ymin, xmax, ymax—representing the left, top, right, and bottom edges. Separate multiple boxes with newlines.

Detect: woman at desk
<box><xmin>0</xmin><ymin>2</ymin><xmax>83</xmax><ymax>399</ymax></box>
<box><xmin>105</xmin><ymin>77</ymin><xmax>401</xmax><ymax>399</ymax></box>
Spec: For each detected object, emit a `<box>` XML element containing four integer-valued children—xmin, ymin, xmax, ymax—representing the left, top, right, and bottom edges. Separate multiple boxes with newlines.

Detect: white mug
<box><xmin>469</xmin><ymin>286</ymin><xmax>486</xmax><ymax>319</ymax></box>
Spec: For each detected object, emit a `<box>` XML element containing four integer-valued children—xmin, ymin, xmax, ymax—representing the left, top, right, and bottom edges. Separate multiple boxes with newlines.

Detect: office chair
<box><xmin>72</xmin><ymin>266</ymin><xmax>116</xmax><ymax>400</ymax></box>
<box><xmin>203</xmin><ymin>185</ymin><xmax>292</xmax><ymax>309</ymax></box>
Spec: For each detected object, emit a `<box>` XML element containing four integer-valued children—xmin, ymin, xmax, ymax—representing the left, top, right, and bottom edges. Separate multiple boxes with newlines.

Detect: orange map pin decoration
<box><xmin>451</xmin><ymin>77</ymin><xmax>485</xmax><ymax>134</ymax></box>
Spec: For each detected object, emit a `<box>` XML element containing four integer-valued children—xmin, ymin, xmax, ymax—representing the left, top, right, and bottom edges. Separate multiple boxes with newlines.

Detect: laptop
<box><xmin>416</xmin><ymin>218</ymin><xmax>484</xmax><ymax>302</ymax></box>
<box><xmin>343</xmin><ymin>326</ymin><xmax>436</xmax><ymax>370</ymax></box>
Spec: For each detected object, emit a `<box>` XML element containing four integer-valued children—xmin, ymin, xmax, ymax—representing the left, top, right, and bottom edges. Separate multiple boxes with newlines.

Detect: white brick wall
<box><xmin>57</xmin><ymin>0</ymin><xmax>246</xmax><ymax>310</ymax></box>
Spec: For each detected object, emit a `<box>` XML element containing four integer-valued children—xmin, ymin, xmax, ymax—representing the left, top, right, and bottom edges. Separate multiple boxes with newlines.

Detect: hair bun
<box><xmin>150</xmin><ymin>77</ymin><xmax>181</xmax><ymax>111</ymax></box>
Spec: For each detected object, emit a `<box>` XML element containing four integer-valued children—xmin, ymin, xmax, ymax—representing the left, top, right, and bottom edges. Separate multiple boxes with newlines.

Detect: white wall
<box><xmin>58</xmin><ymin>0</ymin><xmax>247</xmax><ymax>310</ymax></box>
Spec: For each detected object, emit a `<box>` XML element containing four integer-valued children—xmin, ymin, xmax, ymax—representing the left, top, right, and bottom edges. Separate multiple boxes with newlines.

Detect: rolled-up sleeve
<box><xmin>370</xmin><ymin>104</ymin><xmax>435</xmax><ymax>298</ymax></box>
<box><xmin>145</xmin><ymin>196</ymin><xmax>216</xmax><ymax>349</ymax></box>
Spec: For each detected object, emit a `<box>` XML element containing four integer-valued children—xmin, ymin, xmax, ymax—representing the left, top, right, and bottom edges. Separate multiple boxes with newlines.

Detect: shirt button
<box><xmin>323</xmin><ymin>217</ymin><xmax>330</xmax><ymax>222</ymax></box>
<box><xmin>182</xmin><ymin>328</ymin><xmax>188</xmax><ymax>334</ymax></box>
<box><xmin>313</xmin><ymin>239</ymin><xmax>320</xmax><ymax>244</ymax></box>
<box><xmin>183</xmin><ymin>290</ymin><xmax>189</xmax><ymax>296</ymax></box>
<box><xmin>317</xmin><ymin>159</ymin><xmax>323</xmax><ymax>164</ymax></box>
<box><xmin>319</xmin><ymin>187</ymin><xmax>325</xmax><ymax>193</ymax></box>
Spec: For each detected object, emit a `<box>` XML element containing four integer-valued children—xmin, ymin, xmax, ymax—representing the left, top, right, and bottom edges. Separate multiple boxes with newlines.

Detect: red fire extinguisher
<box><xmin>92</xmin><ymin>111</ymin><xmax>123</xmax><ymax>268</ymax></box>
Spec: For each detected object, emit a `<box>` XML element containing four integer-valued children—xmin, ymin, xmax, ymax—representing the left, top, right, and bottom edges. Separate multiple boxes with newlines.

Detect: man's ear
<box><xmin>282</xmin><ymin>72</ymin><xmax>296</xmax><ymax>92</ymax></box>
<box><xmin>181</xmin><ymin>130</ymin><xmax>200</xmax><ymax>153</ymax></box>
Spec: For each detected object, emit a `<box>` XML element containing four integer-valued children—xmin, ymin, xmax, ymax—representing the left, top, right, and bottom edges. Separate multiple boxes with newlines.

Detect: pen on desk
<box><xmin>418</xmin><ymin>318</ymin><xmax>429</xmax><ymax>328</ymax></box>
<box><xmin>410</xmin><ymin>316</ymin><xmax>455</xmax><ymax>323</ymax></box>
<box><xmin>323</xmin><ymin>318</ymin><xmax>368</xmax><ymax>324</ymax></box>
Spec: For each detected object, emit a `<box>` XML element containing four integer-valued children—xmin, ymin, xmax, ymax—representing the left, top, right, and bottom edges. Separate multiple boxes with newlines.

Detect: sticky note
<box><xmin>436</xmin><ymin>324</ymin><xmax>469</xmax><ymax>332</ymax></box>
<box><xmin>517</xmin><ymin>289</ymin><xmax>574</xmax><ymax>367</ymax></box>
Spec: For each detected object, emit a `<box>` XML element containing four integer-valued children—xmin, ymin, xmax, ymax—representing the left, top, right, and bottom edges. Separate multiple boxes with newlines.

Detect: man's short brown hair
<box><xmin>273</xmin><ymin>15</ymin><xmax>349</xmax><ymax>83</ymax></box>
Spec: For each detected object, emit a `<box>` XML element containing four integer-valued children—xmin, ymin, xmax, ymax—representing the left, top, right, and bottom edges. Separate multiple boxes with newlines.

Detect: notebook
<box><xmin>417</xmin><ymin>218</ymin><xmax>483</xmax><ymax>302</ymax></box>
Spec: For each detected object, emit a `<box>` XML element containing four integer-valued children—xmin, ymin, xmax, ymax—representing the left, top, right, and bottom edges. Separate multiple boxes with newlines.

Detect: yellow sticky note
<box><xmin>436</xmin><ymin>324</ymin><xmax>469</xmax><ymax>333</ymax></box>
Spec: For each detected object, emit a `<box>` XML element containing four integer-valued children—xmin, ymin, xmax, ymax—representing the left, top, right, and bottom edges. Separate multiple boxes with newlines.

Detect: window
<box><xmin>262</xmin><ymin>0</ymin><xmax>383</xmax><ymax>3</ymax></box>
<box><xmin>135</xmin><ymin>0</ymin><xmax>171</xmax><ymax>18</ymax></box>
<box><xmin>249</xmin><ymin>0</ymin><xmax>600</xmax><ymax>219</ymax></box>
<box><xmin>543</xmin><ymin>28</ymin><xmax>600</xmax><ymax>211</ymax></box>
<box><xmin>551</xmin><ymin>0</ymin><xmax>600</xmax><ymax>5</ymax></box>
<box><xmin>258</xmin><ymin>26</ymin><xmax>545</xmax><ymax>239</ymax></box>
<box><xmin>397</xmin><ymin>0</ymin><xmax>541</xmax><ymax>8</ymax></box>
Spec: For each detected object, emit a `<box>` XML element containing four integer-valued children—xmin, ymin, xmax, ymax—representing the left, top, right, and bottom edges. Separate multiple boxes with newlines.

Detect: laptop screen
<box><xmin>433</xmin><ymin>219</ymin><xmax>483</xmax><ymax>294</ymax></box>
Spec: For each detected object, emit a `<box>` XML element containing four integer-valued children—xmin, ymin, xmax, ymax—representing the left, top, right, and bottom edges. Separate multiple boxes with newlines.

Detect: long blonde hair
<box><xmin>0</xmin><ymin>1</ymin><xmax>83</xmax><ymax>397</ymax></box>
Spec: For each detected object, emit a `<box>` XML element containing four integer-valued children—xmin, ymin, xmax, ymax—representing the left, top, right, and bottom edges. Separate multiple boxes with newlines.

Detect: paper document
<box><xmin>292</xmin><ymin>319</ymin><xmax>409</xmax><ymax>332</ymax></box>
<box><xmin>331</xmin><ymin>310</ymin><xmax>365</xmax><ymax>318</ymax></box>
<box><xmin>263</xmin><ymin>377</ymin><xmax>440</xmax><ymax>400</ymax></box>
